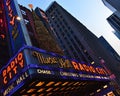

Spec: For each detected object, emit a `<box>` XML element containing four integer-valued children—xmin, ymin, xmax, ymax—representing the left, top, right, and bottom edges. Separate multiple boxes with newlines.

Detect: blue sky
<box><xmin>17</xmin><ymin>0</ymin><xmax>120</xmax><ymax>55</ymax></box>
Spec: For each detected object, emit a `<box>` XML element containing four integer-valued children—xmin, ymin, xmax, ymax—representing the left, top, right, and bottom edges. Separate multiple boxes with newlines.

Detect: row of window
<box><xmin>47</xmin><ymin>6</ymin><xmax>95</xmax><ymax>64</ymax></box>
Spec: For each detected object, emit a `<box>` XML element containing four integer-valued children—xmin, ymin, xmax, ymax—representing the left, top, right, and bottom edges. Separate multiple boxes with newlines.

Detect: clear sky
<box><xmin>17</xmin><ymin>0</ymin><xmax>120</xmax><ymax>55</ymax></box>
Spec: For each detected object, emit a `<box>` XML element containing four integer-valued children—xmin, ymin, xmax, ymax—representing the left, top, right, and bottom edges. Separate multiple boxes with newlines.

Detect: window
<box><xmin>24</xmin><ymin>19</ymin><xmax>29</xmax><ymax>24</ymax></box>
<box><xmin>21</xmin><ymin>10</ymin><xmax>26</xmax><ymax>15</ymax></box>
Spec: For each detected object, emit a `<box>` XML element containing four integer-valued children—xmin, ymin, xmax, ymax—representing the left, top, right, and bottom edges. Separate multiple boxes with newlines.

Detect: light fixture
<box><xmin>97</xmin><ymin>89</ymin><xmax>101</xmax><ymax>92</ymax></box>
<box><xmin>103</xmin><ymin>85</ymin><xmax>108</xmax><ymax>88</ymax></box>
<box><xmin>62</xmin><ymin>82</ymin><xmax>69</xmax><ymax>86</ymax></box>
<box><xmin>53</xmin><ymin>87</ymin><xmax>59</xmax><ymax>91</ymax></box>
<box><xmin>91</xmin><ymin>61</ymin><xmax>95</xmax><ymax>64</ymax></box>
<box><xmin>31</xmin><ymin>94</ymin><xmax>36</xmax><ymax>96</ymax></box>
<box><xmin>39</xmin><ymin>93</ymin><xmax>44</xmax><ymax>96</ymax></box>
<box><xmin>46</xmin><ymin>81</ymin><xmax>54</xmax><ymax>86</ymax></box>
<box><xmin>54</xmin><ymin>82</ymin><xmax>62</xmax><ymax>86</ymax></box>
<box><xmin>36</xmin><ymin>82</ymin><xmax>44</xmax><ymax>87</ymax></box>
<box><xmin>16</xmin><ymin>16</ymin><xmax>21</xmax><ymax>21</ymax></box>
<box><xmin>46</xmin><ymin>92</ymin><xmax>52</xmax><ymax>96</ymax></box>
<box><xmin>46</xmin><ymin>88</ymin><xmax>53</xmax><ymax>92</ymax></box>
<box><xmin>27</xmin><ymin>89</ymin><xmax>36</xmax><ymax>93</ymax></box>
<box><xmin>37</xmin><ymin>88</ymin><xmax>44</xmax><ymax>92</ymax></box>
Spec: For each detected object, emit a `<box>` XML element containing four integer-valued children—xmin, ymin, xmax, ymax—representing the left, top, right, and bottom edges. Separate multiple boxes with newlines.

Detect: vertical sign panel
<box><xmin>4</xmin><ymin>0</ymin><xmax>31</xmax><ymax>56</ymax></box>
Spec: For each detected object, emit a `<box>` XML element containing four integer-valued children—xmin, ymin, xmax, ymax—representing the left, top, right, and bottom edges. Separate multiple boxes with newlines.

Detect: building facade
<box><xmin>102</xmin><ymin>0</ymin><xmax>120</xmax><ymax>12</ymax></box>
<box><xmin>99</xmin><ymin>36</ymin><xmax>120</xmax><ymax>61</ymax></box>
<box><xmin>19</xmin><ymin>5</ymin><xmax>63</xmax><ymax>55</ymax></box>
<box><xmin>107</xmin><ymin>11</ymin><xmax>120</xmax><ymax>40</ymax></box>
<box><xmin>46</xmin><ymin>1</ymin><xmax>120</xmax><ymax>88</ymax></box>
<box><xmin>102</xmin><ymin>0</ymin><xmax>120</xmax><ymax>41</ymax></box>
<box><xmin>0</xmin><ymin>0</ymin><xmax>119</xmax><ymax>96</ymax></box>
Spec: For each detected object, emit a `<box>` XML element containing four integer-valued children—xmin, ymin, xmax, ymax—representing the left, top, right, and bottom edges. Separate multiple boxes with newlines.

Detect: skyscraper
<box><xmin>46</xmin><ymin>1</ymin><xmax>120</xmax><ymax>87</ymax></box>
<box><xmin>4</xmin><ymin>0</ymin><xmax>32</xmax><ymax>56</ymax></box>
<box><xmin>102</xmin><ymin>0</ymin><xmax>120</xmax><ymax>40</ymax></box>
<box><xmin>102</xmin><ymin>0</ymin><xmax>120</xmax><ymax>12</ymax></box>
<box><xmin>99</xmin><ymin>36</ymin><xmax>120</xmax><ymax>61</ymax></box>
<box><xmin>107</xmin><ymin>11</ymin><xmax>120</xmax><ymax>40</ymax></box>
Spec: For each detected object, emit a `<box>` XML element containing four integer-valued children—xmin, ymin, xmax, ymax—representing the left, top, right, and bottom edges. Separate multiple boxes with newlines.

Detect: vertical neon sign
<box><xmin>4</xmin><ymin>0</ymin><xmax>31</xmax><ymax>56</ymax></box>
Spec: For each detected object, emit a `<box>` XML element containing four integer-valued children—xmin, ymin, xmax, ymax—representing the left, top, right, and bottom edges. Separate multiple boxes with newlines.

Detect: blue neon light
<box><xmin>0</xmin><ymin>45</ymin><xmax>110</xmax><ymax>95</ymax></box>
<box><xmin>0</xmin><ymin>45</ymin><xmax>109</xmax><ymax>75</ymax></box>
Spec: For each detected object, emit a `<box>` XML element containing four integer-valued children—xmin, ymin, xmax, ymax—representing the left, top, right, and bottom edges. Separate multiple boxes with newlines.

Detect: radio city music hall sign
<box><xmin>6</xmin><ymin>0</ymin><xmax>19</xmax><ymax>39</ymax></box>
<box><xmin>1</xmin><ymin>52</ymin><xmax>24</xmax><ymax>85</ymax></box>
<box><xmin>32</xmin><ymin>51</ymin><xmax>108</xmax><ymax>76</ymax></box>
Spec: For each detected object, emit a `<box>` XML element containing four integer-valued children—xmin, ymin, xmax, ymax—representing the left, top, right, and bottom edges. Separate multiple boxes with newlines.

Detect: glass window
<box><xmin>24</xmin><ymin>19</ymin><xmax>29</xmax><ymax>24</ymax></box>
<box><xmin>21</xmin><ymin>10</ymin><xmax>26</xmax><ymax>15</ymax></box>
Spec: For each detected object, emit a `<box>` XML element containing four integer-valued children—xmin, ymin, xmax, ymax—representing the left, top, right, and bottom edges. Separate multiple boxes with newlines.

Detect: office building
<box><xmin>46</xmin><ymin>1</ymin><xmax>120</xmax><ymax>90</ymax></box>
<box><xmin>113</xmin><ymin>31</ymin><xmax>120</xmax><ymax>40</ymax></box>
<box><xmin>99</xmin><ymin>36</ymin><xmax>120</xmax><ymax>61</ymax></box>
<box><xmin>45</xmin><ymin>1</ymin><xmax>119</xmax><ymax>67</ymax></box>
<box><xmin>107</xmin><ymin>11</ymin><xmax>120</xmax><ymax>40</ymax></box>
<box><xmin>102</xmin><ymin>0</ymin><xmax>120</xmax><ymax>41</ymax></box>
<box><xmin>102</xmin><ymin>0</ymin><xmax>120</xmax><ymax>12</ymax></box>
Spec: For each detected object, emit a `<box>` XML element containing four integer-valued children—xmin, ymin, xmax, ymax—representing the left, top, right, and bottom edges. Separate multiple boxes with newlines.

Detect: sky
<box><xmin>17</xmin><ymin>0</ymin><xmax>120</xmax><ymax>55</ymax></box>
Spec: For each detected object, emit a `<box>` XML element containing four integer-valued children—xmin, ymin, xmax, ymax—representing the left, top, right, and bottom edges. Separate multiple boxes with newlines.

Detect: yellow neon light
<box><xmin>46</xmin><ymin>88</ymin><xmax>53</xmax><ymax>92</ymax></box>
<box><xmin>62</xmin><ymin>82</ymin><xmax>69</xmax><ymax>86</ymax></box>
<box><xmin>37</xmin><ymin>88</ymin><xmax>44</xmax><ymax>92</ymax></box>
<box><xmin>27</xmin><ymin>89</ymin><xmax>36</xmax><ymax>93</ymax></box>
<box><xmin>46</xmin><ymin>81</ymin><xmax>54</xmax><ymax>86</ymax></box>
<box><xmin>54</xmin><ymin>82</ymin><xmax>62</xmax><ymax>86</ymax></box>
<box><xmin>36</xmin><ymin>82</ymin><xmax>44</xmax><ymax>87</ymax></box>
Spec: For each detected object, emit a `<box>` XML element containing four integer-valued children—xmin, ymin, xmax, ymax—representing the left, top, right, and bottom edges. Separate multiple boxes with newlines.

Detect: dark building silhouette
<box><xmin>107</xmin><ymin>12</ymin><xmax>120</xmax><ymax>40</ymax></box>
<box><xmin>113</xmin><ymin>31</ymin><xmax>120</xmax><ymax>40</ymax></box>
<box><xmin>0</xmin><ymin>0</ymin><xmax>10</xmax><ymax>68</ymax></box>
<box><xmin>19</xmin><ymin>5</ymin><xmax>63</xmax><ymax>55</ymax></box>
<box><xmin>46</xmin><ymin>1</ymin><xmax>120</xmax><ymax>88</ymax></box>
<box><xmin>102</xmin><ymin>0</ymin><xmax>120</xmax><ymax>40</ymax></box>
<box><xmin>99</xmin><ymin>36</ymin><xmax>120</xmax><ymax>61</ymax></box>
<box><xmin>102</xmin><ymin>0</ymin><xmax>120</xmax><ymax>12</ymax></box>
<box><xmin>35</xmin><ymin>7</ymin><xmax>50</xmax><ymax>33</ymax></box>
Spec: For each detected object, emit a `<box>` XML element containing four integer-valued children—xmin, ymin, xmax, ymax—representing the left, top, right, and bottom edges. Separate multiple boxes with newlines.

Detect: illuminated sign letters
<box><xmin>16</xmin><ymin>72</ymin><xmax>28</xmax><ymax>85</ymax></box>
<box><xmin>37</xmin><ymin>69</ymin><xmax>52</xmax><ymax>75</ymax></box>
<box><xmin>6</xmin><ymin>0</ymin><xmax>19</xmax><ymax>39</ymax></box>
<box><xmin>32</xmin><ymin>51</ymin><xmax>58</xmax><ymax>64</ymax></box>
<box><xmin>3</xmin><ymin>83</ymin><xmax>14</xmax><ymax>96</ymax></box>
<box><xmin>71</xmin><ymin>61</ymin><xmax>107</xmax><ymax>75</ymax></box>
<box><xmin>2</xmin><ymin>52</ymin><xmax>24</xmax><ymax>85</ymax></box>
<box><xmin>32</xmin><ymin>50</ymin><xmax>108</xmax><ymax>75</ymax></box>
<box><xmin>3</xmin><ymin>72</ymin><xmax>28</xmax><ymax>96</ymax></box>
<box><xmin>32</xmin><ymin>51</ymin><xmax>72</xmax><ymax>68</ymax></box>
<box><xmin>6</xmin><ymin>0</ymin><xmax>16</xmax><ymax>26</ymax></box>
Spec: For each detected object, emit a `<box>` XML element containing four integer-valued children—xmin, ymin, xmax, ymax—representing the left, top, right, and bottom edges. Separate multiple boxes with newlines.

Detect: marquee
<box><xmin>0</xmin><ymin>46</ymin><xmax>110</xmax><ymax>96</ymax></box>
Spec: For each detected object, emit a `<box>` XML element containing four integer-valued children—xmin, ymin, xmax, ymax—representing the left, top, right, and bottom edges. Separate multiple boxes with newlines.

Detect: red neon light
<box><xmin>6</xmin><ymin>0</ymin><xmax>16</xmax><ymax>26</ymax></box>
<box><xmin>0</xmin><ymin>34</ymin><xmax>5</xmax><ymax>39</ymax></box>
<box><xmin>71</xmin><ymin>61</ymin><xmax>107</xmax><ymax>75</ymax></box>
<box><xmin>2</xmin><ymin>52</ymin><xmax>24</xmax><ymax>84</ymax></box>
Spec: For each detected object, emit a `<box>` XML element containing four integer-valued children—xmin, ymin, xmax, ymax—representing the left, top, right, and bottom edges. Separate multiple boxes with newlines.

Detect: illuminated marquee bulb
<box><xmin>0</xmin><ymin>34</ymin><xmax>5</xmax><ymax>39</ymax></box>
<box><xmin>0</xmin><ymin>10</ymin><xmax>2</xmax><ymax>13</ymax></box>
<box><xmin>16</xmin><ymin>16</ymin><xmax>21</xmax><ymax>21</ymax></box>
